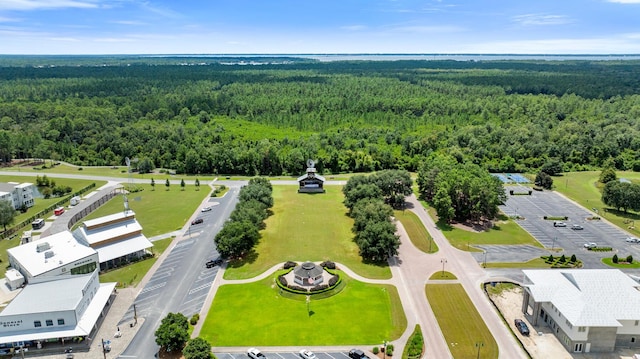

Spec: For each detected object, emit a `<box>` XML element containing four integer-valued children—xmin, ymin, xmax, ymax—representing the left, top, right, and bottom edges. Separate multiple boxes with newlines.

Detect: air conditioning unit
<box><xmin>44</xmin><ymin>250</ymin><xmax>54</xmax><ymax>259</ymax></box>
<box><xmin>36</xmin><ymin>242</ymin><xmax>51</xmax><ymax>253</ymax></box>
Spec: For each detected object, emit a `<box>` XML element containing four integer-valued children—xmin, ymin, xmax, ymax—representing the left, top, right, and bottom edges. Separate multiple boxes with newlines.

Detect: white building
<box><xmin>522</xmin><ymin>269</ymin><xmax>640</xmax><ymax>353</ymax></box>
<box><xmin>7</xmin><ymin>231</ymin><xmax>98</xmax><ymax>284</ymax></box>
<box><xmin>0</xmin><ymin>182</ymin><xmax>35</xmax><ymax>210</ymax></box>
<box><xmin>72</xmin><ymin>210</ymin><xmax>153</xmax><ymax>271</ymax></box>
<box><xmin>0</xmin><ymin>270</ymin><xmax>115</xmax><ymax>348</ymax></box>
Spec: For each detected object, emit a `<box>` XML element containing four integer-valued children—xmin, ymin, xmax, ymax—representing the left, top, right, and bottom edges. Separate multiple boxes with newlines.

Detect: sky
<box><xmin>1</xmin><ymin>0</ymin><xmax>640</xmax><ymax>55</ymax></box>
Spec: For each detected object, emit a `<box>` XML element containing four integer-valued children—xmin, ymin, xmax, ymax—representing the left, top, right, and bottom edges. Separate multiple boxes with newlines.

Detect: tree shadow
<box><xmin>604</xmin><ymin>207</ymin><xmax>640</xmax><ymax>220</ymax></box>
<box><xmin>228</xmin><ymin>249</ymin><xmax>259</xmax><ymax>268</ymax></box>
<box><xmin>308</xmin><ymin>310</ymin><xmax>315</xmax><ymax>317</ymax></box>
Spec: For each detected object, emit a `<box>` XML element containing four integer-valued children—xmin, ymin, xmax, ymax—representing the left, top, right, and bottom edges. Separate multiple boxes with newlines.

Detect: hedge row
<box><xmin>276</xmin><ymin>269</ymin><xmax>342</xmax><ymax>296</ymax></box>
<box><xmin>543</xmin><ymin>216</ymin><xmax>568</xmax><ymax>220</ymax></box>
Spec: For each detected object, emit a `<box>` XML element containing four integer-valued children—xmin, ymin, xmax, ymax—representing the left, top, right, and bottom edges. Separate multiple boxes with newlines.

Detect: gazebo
<box><xmin>297</xmin><ymin>160</ymin><xmax>325</xmax><ymax>193</ymax></box>
<box><xmin>293</xmin><ymin>262</ymin><xmax>324</xmax><ymax>286</ymax></box>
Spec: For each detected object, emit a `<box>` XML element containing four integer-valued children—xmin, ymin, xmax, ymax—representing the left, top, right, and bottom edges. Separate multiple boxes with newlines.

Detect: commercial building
<box><xmin>521</xmin><ymin>269</ymin><xmax>640</xmax><ymax>353</ymax></box>
<box><xmin>72</xmin><ymin>210</ymin><xmax>153</xmax><ymax>271</ymax></box>
<box><xmin>0</xmin><ymin>182</ymin><xmax>36</xmax><ymax>210</ymax></box>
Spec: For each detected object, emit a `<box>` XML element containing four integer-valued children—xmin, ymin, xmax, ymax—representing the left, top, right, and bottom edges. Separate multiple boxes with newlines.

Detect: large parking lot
<box><xmin>499</xmin><ymin>186</ymin><xmax>640</xmax><ymax>269</ymax></box>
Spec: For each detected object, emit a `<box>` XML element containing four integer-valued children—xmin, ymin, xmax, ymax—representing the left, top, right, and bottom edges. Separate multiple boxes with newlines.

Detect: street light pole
<box><xmin>475</xmin><ymin>341</ymin><xmax>484</xmax><ymax>359</ymax></box>
<box><xmin>383</xmin><ymin>341</ymin><xmax>387</xmax><ymax>359</ymax></box>
<box><xmin>441</xmin><ymin>258</ymin><xmax>447</xmax><ymax>276</ymax></box>
<box><xmin>101</xmin><ymin>339</ymin><xmax>107</xmax><ymax>359</ymax></box>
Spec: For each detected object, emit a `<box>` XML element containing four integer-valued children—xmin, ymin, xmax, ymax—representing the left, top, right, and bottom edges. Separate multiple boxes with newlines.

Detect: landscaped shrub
<box><xmin>547</xmin><ymin>254</ymin><xmax>554</xmax><ymax>263</ymax></box>
<box><xmin>372</xmin><ymin>347</ymin><xmax>379</xmax><ymax>354</ymax></box>
<box><xmin>279</xmin><ymin>276</ymin><xmax>288</xmax><ymax>286</ymax></box>
<box><xmin>570</xmin><ymin>254</ymin><xmax>577</xmax><ymax>262</ymax></box>
<box><xmin>328</xmin><ymin>275</ymin><xmax>339</xmax><ymax>286</ymax></box>
<box><xmin>386</xmin><ymin>348</ymin><xmax>393</xmax><ymax>356</ymax></box>
<box><xmin>559</xmin><ymin>255</ymin><xmax>566</xmax><ymax>263</ymax></box>
<box><xmin>628</xmin><ymin>255</ymin><xmax>634</xmax><ymax>263</ymax></box>
<box><xmin>310</xmin><ymin>284</ymin><xmax>329</xmax><ymax>292</ymax></box>
<box><xmin>320</xmin><ymin>260</ymin><xmax>336</xmax><ymax>269</ymax></box>
<box><xmin>287</xmin><ymin>284</ymin><xmax>306</xmax><ymax>291</ymax></box>
<box><xmin>613</xmin><ymin>254</ymin><xmax>619</xmax><ymax>263</ymax></box>
<box><xmin>386</xmin><ymin>344</ymin><xmax>394</xmax><ymax>352</ymax></box>
<box><xmin>189</xmin><ymin>314</ymin><xmax>200</xmax><ymax>325</ymax></box>
<box><xmin>403</xmin><ymin>325</ymin><xmax>424</xmax><ymax>359</ymax></box>
<box><xmin>283</xmin><ymin>261</ymin><xmax>297</xmax><ymax>269</ymax></box>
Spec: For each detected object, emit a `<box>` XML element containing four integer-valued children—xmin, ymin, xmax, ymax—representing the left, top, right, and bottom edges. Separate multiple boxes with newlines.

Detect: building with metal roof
<box><xmin>297</xmin><ymin>161</ymin><xmax>325</xmax><ymax>193</ymax></box>
<box><xmin>522</xmin><ymin>269</ymin><xmax>640</xmax><ymax>353</ymax></box>
<box><xmin>7</xmin><ymin>231</ymin><xmax>98</xmax><ymax>284</ymax></box>
<box><xmin>72</xmin><ymin>210</ymin><xmax>153</xmax><ymax>271</ymax></box>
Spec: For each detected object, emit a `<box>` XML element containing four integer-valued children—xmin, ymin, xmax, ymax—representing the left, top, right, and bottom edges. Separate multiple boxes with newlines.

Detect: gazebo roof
<box><xmin>293</xmin><ymin>261</ymin><xmax>323</xmax><ymax>277</ymax></box>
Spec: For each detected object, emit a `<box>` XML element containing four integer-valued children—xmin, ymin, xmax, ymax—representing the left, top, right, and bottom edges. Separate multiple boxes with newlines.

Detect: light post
<box><xmin>440</xmin><ymin>258</ymin><xmax>447</xmax><ymax>276</ymax></box>
<box><xmin>428</xmin><ymin>235</ymin><xmax>432</xmax><ymax>253</ymax></box>
<box><xmin>483</xmin><ymin>250</ymin><xmax>487</xmax><ymax>268</ymax></box>
<box><xmin>475</xmin><ymin>341</ymin><xmax>484</xmax><ymax>359</ymax></box>
<box><xmin>101</xmin><ymin>338</ymin><xmax>107</xmax><ymax>359</ymax></box>
<box><xmin>383</xmin><ymin>341</ymin><xmax>387</xmax><ymax>359</ymax></box>
<box><xmin>552</xmin><ymin>236</ymin><xmax>557</xmax><ymax>251</ymax></box>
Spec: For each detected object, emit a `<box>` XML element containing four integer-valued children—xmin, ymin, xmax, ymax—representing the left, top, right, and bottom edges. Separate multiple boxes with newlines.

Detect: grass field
<box><xmin>602</xmin><ymin>257</ymin><xmax>640</xmax><ymax>268</ymax></box>
<box><xmin>394</xmin><ymin>210</ymin><xmax>438</xmax><ymax>254</ymax></box>
<box><xmin>75</xmin><ymin>184</ymin><xmax>210</xmax><ymax>237</ymax></box>
<box><xmin>201</xmin><ymin>275</ymin><xmax>406</xmax><ymax>346</ymax></box>
<box><xmin>483</xmin><ymin>258</ymin><xmax>551</xmax><ymax>269</ymax></box>
<box><xmin>225</xmin><ymin>185</ymin><xmax>391</xmax><ymax>280</ymax></box>
<box><xmin>429</xmin><ymin>271</ymin><xmax>457</xmax><ymax>280</ymax></box>
<box><xmin>426</xmin><ymin>284</ymin><xmax>498</xmax><ymax>359</ymax></box>
<box><xmin>556</xmin><ymin>171</ymin><xmax>640</xmax><ymax>237</ymax></box>
<box><xmin>99</xmin><ymin>237</ymin><xmax>173</xmax><ymax>286</ymax></box>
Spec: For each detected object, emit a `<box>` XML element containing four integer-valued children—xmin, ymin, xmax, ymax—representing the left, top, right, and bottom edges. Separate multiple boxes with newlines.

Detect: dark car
<box><xmin>191</xmin><ymin>218</ymin><xmax>204</xmax><ymax>225</ymax></box>
<box><xmin>205</xmin><ymin>258</ymin><xmax>223</xmax><ymax>268</ymax></box>
<box><xmin>514</xmin><ymin>319</ymin><xmax>530</xmax><ymax>336</ymax></box>
<box><xmin>349</xmin><ymin>349</ymin><xmax>369</xmax><ymax>359</ymax></box>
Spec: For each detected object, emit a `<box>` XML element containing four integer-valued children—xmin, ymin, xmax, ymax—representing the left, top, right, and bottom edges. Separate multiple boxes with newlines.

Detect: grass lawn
<box><xmin>426</xmin><ymin>284</ymin><xmax>498</xmax><ymax>359</ymax></box>
<box><xmin>602</xmin><ymin>257</ymin><xmax>640</xmax><ymax>268</ymax></box>
<box><xmin>201</xmin><ymin>275</ymin><xmax>406</xmax><ymax>346</ymax></box>
<box><xmin>429</xmin><ymin>271</ymin><xmax>457</xmax><ymax>280</ymax></box>
<box><xmin>394</xmin><ymin>210</ymin><xmax>438</xmax><ymax>254</ymax></box>
<box><xmin>75</xmin><ymin>184</ymin><xmax>210</xmax><ymax>237</ymax></box>
<box><xmin>99</xmin><ymin>237</ymin><xmax>173</xmax><ymax>286</ymax></box>
<box><xmin>225</xmin><ymin>186</ymin><xmax>391</xmax><ymax>280</ymax></box>
<box><xmin>556</xmin><ymin>171</ymin><xmax>640</xmax><ymax>237</ymax></box>
<box><xmin>483</xmin><ymin>258</ymin><xmax>551</xmax><ymax>269</ymax></box>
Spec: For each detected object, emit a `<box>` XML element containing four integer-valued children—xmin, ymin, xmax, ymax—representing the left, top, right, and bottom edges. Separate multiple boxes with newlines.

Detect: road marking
<box><xmin>140</xmin><ymin>282</ymin><xmax>166</xmax><ymax>294</ymax></box>
<box><xmin>188</xmin><ymin>283</ymin><xmax>211</xmax><ymax>295</ymax></box>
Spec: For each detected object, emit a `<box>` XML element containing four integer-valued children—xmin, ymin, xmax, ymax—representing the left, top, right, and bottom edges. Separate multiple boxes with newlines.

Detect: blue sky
<box><xmin>1</xmin><ymin>0</ymin><xmax>640</xmax><ymax>54</ymax></box>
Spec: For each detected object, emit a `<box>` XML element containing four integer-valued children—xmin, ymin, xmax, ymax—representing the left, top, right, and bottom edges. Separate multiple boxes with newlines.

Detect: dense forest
<box><xmin>1</xmin><ymin>56</ymin><xmax>639</xmax><ymax>175</ymax></box>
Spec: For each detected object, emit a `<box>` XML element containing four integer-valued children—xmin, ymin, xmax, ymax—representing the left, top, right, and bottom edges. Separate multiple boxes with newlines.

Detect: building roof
<box><xmin>296</xmin><ymin>173</ymin><xmax>326</xmax><ymax>183</ymax></box>
<box><xmin>1</xmin><ymin>273</ymin><xmax>93</xmax><ymax>315</ymax></box>
<box><xmin>293</xmin><ymin>262</ymin><xmax>324</xmax><ymax>278</ymax></box>
<box><xmin>7</xmin><ymin>231</ymin><xmax>96</xmax><ymax>278</ymax></box>
<box><xmin>75</xmin><ymin>216</ymin><xmax>142</xmax><ymax>246</ymax></box>
<box><xmin>0</xmin><ymin>278</ymin><xmax>116</xmax><ymax>343</ymax></box>
<box><xmin>93</xmin><ymin>234</ymin><xmax>153</xmax><ymax>263</ymax></box>
<box><xmin>523</xmin><ymin>269</ymin><xmax>640</xmax><ymax>327</ymax></box>
<box><xmin>82</xmin><ymin>210</ymin><xmax>135</xmax><ymax>230</ymax></box>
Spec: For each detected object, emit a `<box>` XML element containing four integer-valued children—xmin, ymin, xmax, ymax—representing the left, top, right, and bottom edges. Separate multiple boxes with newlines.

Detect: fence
<box><xmin>68</xmin><ymin>190</ymin><xmax>121</xmax><ymax>229</ymax></box>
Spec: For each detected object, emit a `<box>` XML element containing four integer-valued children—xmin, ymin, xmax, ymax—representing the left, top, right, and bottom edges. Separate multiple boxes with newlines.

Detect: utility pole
<box><xmin>441</xmin><ymin>258</ymin><xmax>447</xmax><ymax>276</ymax></box>
<box><xmin>101</xmin><ymin>339</ymin><xmax>107</xmax><ymax>359</ymax></box>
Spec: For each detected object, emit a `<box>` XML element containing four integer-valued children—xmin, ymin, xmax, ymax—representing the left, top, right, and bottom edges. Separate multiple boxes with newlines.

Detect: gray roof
<box><xmin>1</xmin><ymin>273</ymin><xmax>93</xmax><ymax>315</ymax></box>
<box><xmin>293</xmin><ymin>262</ymin><xmax>323</xmax><ymax>277</ymax></box>
<box><xmin>524</xmin><ymin>269</ymin><xmax>640</xmax><ymax>327</ymax></box>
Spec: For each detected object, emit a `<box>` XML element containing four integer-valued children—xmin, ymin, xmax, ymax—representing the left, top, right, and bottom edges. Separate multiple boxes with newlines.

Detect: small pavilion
<box><xmin>293</xmin><ymin>262</ymin><xmax>324</xmax><ymax>286</ymax></box>
<box><xmin>297</xmin><ymin>160</ymin><xmax>325</xmax><ymax>193</ymax></box>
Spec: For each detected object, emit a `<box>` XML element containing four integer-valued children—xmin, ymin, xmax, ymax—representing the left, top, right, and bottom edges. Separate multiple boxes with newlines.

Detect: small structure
<box><xmin>294</xmin><ymin>262</ymin><xmax>324</xmax><ymax>286</ymax></box>
<box><xmin>5</xmin><ymin>268</ymin><xmax>24</xmax><ymax>290</ymax></box>
<box><xmin>297</xmin><ymin>160</ymin><xmax>325</xmax><ymax>193</ymax></box>
<box><xmin>0</xmin><ymin>182</ymin><xmax>36</xmax><ymax>210</ymax></box>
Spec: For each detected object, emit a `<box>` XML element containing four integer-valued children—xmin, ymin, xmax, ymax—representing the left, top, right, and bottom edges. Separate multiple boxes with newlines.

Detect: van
<box><xmin>54</xmin><ymin>207</ymin><xmax>65</xmax><ymax>216</ymax></box>
<box><xmin>31</xmin><ymin>219</ymin><xmax>45</xmax><ymax>230</ymax></box>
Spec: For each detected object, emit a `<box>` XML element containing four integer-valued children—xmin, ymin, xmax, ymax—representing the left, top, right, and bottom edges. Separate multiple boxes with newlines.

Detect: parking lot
<box><xmin>499</xmin><ymin>186</ymin><xmax>640</xmax><ymax>269</ymax></box>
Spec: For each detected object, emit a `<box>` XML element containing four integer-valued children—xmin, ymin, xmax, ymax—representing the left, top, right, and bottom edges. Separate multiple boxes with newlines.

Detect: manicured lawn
<box><xmin>76</xmin><ymin>184</ymin><xmax>210</xmax><ymax>237</ymax></box>
<box><xmin>99</xmin><ymin>237</ymin><xmax>173</xmax><ymax>286</ymax></box>
<box><xmin>602</xmin><ymin>257</ymin><xmax>640</xmax><ymax>268</ymax></box>
<box><xmin>429</xmin><ymin>271</ymin><xmax>457</xmax><ymax>280</ymax></box>
<box><xmin>201</xmin><ymin>275</ymin><xmax>406</xmax><ymax>346</ymax></box>
<box><xmin>556</xmin><ymin>171</ymin><xmax>640</xmax><ymax>237</ymax></box>
<box><xmin>225</xmin><ymin>186</ymin><xmax>391</xmax><ymax>280</ymax></box>
<box><xmin>425</xmin><ymin>284</ymin><xmax>498</xmax><ymax>359</ymax></box>
<box><xmin>483</xmin><ymin>258</ymin><xmax>551</xmax><ymax>269</ymax></box>
<box><xmin>394</xmin><ymin>210</ymin><xmax>438</xmax><ymax>254</ymax></box>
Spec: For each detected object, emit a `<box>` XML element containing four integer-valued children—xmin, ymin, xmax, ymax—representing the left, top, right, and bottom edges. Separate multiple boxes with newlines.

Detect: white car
<box><xmin>201</xmin><ymin>206</ymin><xmax>212</xmax><ymax>212</ymax></box>
<box><xmin>248</xmin><ymin>348</ymin><xmax>266</xmax><ymax>359</ymax></box>
<box><xmin>299</xmin><ymin>350</ymin><xmax>317</xmax><ymax>359</ymax></box>
<box><xmin>626</xmin><ymin>237</ymin><xmax>640</xmax><ymax>243</ymax></box>
<box><xmin>584</xmin><ymin>242</ymin><xmax>597</xmax><ymax>249</ymax></box>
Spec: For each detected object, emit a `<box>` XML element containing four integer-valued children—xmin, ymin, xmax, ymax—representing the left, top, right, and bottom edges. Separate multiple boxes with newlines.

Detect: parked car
<box><xmin>247</xmin><ymin>348</ymin><xmax>266</xmax><ymax>359</ymax></box>
<box><xmin>348</xmin><ymin>349</ymin><xmax>369</xmax><ymax>359</ymax></box>
<box><xmin>584</xmin><ymin>242</ymin><xmax>597</xmax><ymax>249</ymax></box>
<box><xmin>553</xmin><ymin>221</ymin><xmax>567</xmax><ymax>227</ymax></box>
<box><xmin>201</xmin><ymin>206</ymin><xmax>212</xmax><ymax>212</ymax></box>
<box><xmin>514</xmin><ymin>319</ymin><xmax>530</xmax><ymax>336</ymax></box>
<box><xmin>299</xmin><ymin>350</ymin><xmax>317</xmax><ymax>359</ymax></box>
<box><xmin>205</xmin><ymin>258</ymin><xmax>223</xmax><ymax>268</ymax></box>
<box><xmin>571</xmin><ymin>224</ymin><xmax>584</xmax><ymax>230</ymax></box>
<box><xmin>191</xmin><ymin>218</ymin><xmax>204</xmax><ymax>225</ymax></box>
<box><xmin>626</xmin><ymin>237</ymin><xmax>640</xmax><ymax>243</ymax></box>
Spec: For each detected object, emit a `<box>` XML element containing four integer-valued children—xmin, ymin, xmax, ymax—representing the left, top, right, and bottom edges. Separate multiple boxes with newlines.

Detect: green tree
<box><xmin>599</xmin><ymin>167</ymin><xmax>617</xmax><ymax>184</ymax></box>
<box><xmin>138</xmin><ymin>157</ymin><xmax>155</xmax><ymax>174</ymax></box>
<box><xmin>165</xmin><ymin>179</ymin><xmax>170</xmax><ymax>191</ymax></box>
<box><xmin>540</xmin><ymin>158</ymin><xmax>563</xmax><ymax>176</ymax></box>
<box><xmin>613</xmin><ymin>254</ymin><xmax>619</xmax><ymax>264</ymax></box>
<box><xmin>0</xmin><ymin>200</ymin><xmax>18</xmax><ymax>232</ymax></box>
<box><xmin>570</xmin><ymin>254</ymin><xmax>577</xmax><ymax>262</ymax></box>
<box><xmin>534</xmin><ymin>171</ymin><xmax>553</xmax><ymax>189</ymax></box>
<box><xmin>151</xmin><ymin>178</ymin><xmax>155</xmax><ymax>191</ymax></box>
<box><xmin>181</xmin><ymin>179</ymin><xmax>186</xmax><ymax>191</ymax></box>
<box><xmin>214</xmin><ymin>221</ymin><xmax>259</xmax><ymax>258</ymax></box>
<box><xmin>183</xmin><ymin>337</ymin><xmax>213</xmax><ymax>359</ymax></box>
<box><xmin>433</xmin><ymin>187</ymin><xmax>455</xmax><ymax>223</ymax></box>
<box><xmin>195</xmin><ymin>178</ymin><xmax>200</xmax><ymax>191</ymax></box>
<box><xmin>627</xmin><ymin>255</ymin><xmax>634</xmax><ymax>264</ymax></box>
<box><xmin>155</xmin><ymin>312</ymin><xmax>189</xmax><ymax>352</ymax></box>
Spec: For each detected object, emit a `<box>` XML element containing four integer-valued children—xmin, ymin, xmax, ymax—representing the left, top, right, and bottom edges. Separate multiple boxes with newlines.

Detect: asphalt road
<box><xmin>118</xmin><ymin>184</ymin><xmax>241</xmax><ymax>358</ymax></box>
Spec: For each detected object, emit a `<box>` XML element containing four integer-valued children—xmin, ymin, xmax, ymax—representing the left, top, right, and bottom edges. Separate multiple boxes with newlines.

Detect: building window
<box><xmin>578</xmin><ymin>327</ymin><xmax>586</xmax><ymax>332</ymax></box>
<box><xmin>58</xmin><ymin>319</ymin><xmax>65</xmax><ymax>325</ymax></box>
<box><xmin>71</xmin><ymin>262</ymin><xmax>97</xmax><ymax>275</ymax></box>
<box><xmin>34</xmin><ymin>321</ymin><xmax>41</xmax><ymax>327</ymax></box>
<box><xmin>46</xmin><ymin>320</ymin><xmax>53</xmax><ymax>326</ymax></box>
<box><xmin>574</xmin><ymin>343</ymin><xmax>583</xmax><ymax>352</ymax></box>
<box><xmin>636</xmin><ymin>320</ymin><xmax>639</xmax><ymax>326</ymax></box>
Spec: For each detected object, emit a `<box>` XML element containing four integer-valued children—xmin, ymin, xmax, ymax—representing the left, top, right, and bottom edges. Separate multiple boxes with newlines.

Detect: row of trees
<box><xmin>343</xmin><ymin>170</ymin><xmax>412</xmax><ymax>262</ymax></box>
<box><xmin>1</xmin><ymin>60</ymin><xmax>640</xmax><ymax>176</ymax></box>
<box><xmin>602</xmin><ymin>180</ymin><xmax>640</xmax><ymax>213</ymax></box>
<box><xmin>154</xmin><ymin>312</ymin><xmax>213</xmax><ymax>359</ymax></box>
<box><xmin>416</xmin><ymin>154</ymin><xmax>506</xmax><ymax>223</ymax></box>
<box><xmin>214</xmin><ymin>178</ymin><xmax>273</xmax><ymax>258</ymax></box>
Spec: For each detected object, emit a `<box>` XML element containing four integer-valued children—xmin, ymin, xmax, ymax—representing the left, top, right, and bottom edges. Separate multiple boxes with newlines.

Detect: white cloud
<box><xmin>512</xmin><ymin>13</ymin><xmax>572</xmax><ymax>26</ymax></box>
<box><xmin>391</xmin><ymin>25</ymin><xmax>464</xmax><ymax>33</ymax></box>
<box><xmin>110</xmin><ymin>20</ymin><xmax>147</xmax><ymax>26</ymax></box>
<box><xmin>464</xmin><ymin>36</ymin><xmax>640</xmax><ymax>54</ymax></box>
<box><xmin>0</xmin><ymin>0</ymin><xmax>100</xmax><ymax>11</ymax></box>
<box><xmin>0</xmin><ymin>16</ymin><xmax>21</xmax><ymax>22</ymax></box>
<box><xmin>607</xmin><ymin>0</ymin><xmax>640</xmax><ymax>3</ymax></box>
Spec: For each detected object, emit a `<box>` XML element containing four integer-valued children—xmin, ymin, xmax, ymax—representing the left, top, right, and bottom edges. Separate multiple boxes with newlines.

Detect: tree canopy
<box><xmin>154</xmin><ymin>312</ymin><xmax>190</xmax><ymax>353</ymax></box>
